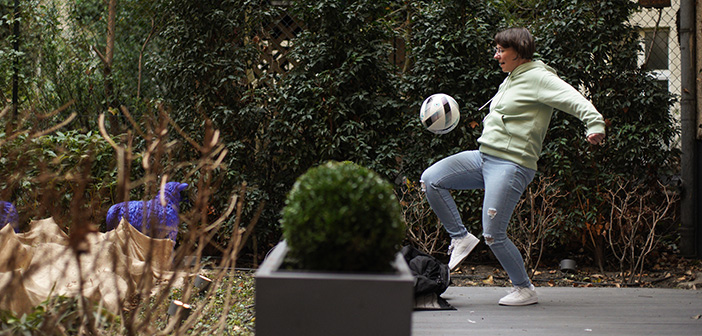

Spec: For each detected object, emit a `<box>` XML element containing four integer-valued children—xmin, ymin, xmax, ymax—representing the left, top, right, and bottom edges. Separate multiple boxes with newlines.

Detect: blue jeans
<box><xmin>421</xmin><ymin>150</ymin><xmax>536</xmax><ymax>287</ymax></box>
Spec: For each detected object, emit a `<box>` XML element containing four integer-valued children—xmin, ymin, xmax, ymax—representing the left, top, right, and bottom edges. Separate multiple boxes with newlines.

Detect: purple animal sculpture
<box><xmin>106</xmin><ymin>182</ymin><xmax>188</xmax><ymax>241</ymax></box>
<box><xmin>0</xmin><ymin>201</ymin><xmax>19</xmax><ymax>233</ymax></box>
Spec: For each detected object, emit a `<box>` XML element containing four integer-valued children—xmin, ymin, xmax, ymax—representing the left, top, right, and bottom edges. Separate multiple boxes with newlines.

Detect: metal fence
<box><xmin>630</xmin><ymin>0</ymin><xmax>682</xmax><ymax>114</ymax></box>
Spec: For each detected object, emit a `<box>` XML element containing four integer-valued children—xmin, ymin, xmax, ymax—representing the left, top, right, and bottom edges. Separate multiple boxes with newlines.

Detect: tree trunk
<box><xmin>104</xmin><ymin>0</ymin><xmax>120</xmax><ymax>133</ymax></box>
<box><xmin>10</xmin><ymin>0</ymin><xmax>20</xmax><ymax>131</ymax></box>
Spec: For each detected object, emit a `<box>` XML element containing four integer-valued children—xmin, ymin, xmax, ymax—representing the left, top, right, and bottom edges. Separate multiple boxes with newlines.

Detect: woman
<box><xmin>421</xmin><ymin>27</ymin><xmax>605</xmax><ymax>306</ymax></box>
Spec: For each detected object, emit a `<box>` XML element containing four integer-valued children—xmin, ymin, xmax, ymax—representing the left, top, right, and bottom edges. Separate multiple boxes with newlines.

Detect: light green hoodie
<box><xmin>478</xmin><ymin>60</ymin><xmax>606</xmax><ymax>170</ymax></box>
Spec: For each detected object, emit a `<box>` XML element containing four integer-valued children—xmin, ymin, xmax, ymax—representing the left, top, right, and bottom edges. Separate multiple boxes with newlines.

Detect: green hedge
<box><xmin>4</xmin><ymin>0</ymin><xmax>679</xmax><ymax>264</ymax></box>
<box><xmin>0</xmin><ymin>130</ymin><xmax>116</xmax><ymax>228</ymax></box>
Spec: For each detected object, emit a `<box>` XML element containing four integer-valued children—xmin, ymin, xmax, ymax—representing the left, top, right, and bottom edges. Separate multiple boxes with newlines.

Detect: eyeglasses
<box><xmin>494</xmin><ymin>47</ymin><xmax>506</xmax><ymax>54</ymax></box>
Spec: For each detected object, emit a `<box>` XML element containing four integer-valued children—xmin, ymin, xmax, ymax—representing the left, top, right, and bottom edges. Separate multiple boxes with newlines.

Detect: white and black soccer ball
<box><xmin>419</xmin><ymin>93</ymin><xmax>460</xmax><ymax>134</ymax></box>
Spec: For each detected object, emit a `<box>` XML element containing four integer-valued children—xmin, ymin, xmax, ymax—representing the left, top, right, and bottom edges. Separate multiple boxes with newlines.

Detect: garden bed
<box><xmin>450</xmin><ymin>250</ymin><xmax>702</xmax><ymax>289</ymax></box>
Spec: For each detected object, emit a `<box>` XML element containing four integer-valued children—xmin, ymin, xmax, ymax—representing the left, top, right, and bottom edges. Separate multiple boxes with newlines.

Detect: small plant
<box><xmin>281</xmin><ymin>161</ymin><xmax>405</xmax><ymax>272</ymax></box>
<box><xmin>396</xmin><ymin>178</ymin><xmax>449</xmax><ymax>256</ymax></box>
<box><xmin>604</xmin><ymin>177</ymin><xmax>678</xmax><ymax>284</ymax></box>
<box><xmin>0</xmin><ymin>295</ymin><xmax>117</xmax><ymax>335</ymax></box>
<box><xmin>510</xmin><ymin>175</ymin><xmax>567</xmax><ymax>275</ymax></box>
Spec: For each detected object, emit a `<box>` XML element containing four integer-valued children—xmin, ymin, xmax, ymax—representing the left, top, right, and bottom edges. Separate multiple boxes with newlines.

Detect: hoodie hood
<box><xmin>510</xmin><ymin>60</ymin><xmax>557</xmax><ymax>77</ymax></box>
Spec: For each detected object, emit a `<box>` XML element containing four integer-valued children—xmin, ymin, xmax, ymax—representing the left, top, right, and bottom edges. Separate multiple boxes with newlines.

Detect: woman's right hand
<box><xmin>587</xmin><ymin>133</ymin><xmax>605</xmax><ymax>145</ymax></box>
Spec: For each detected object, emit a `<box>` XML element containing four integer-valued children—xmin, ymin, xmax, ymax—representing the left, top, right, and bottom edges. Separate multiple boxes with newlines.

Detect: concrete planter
<box><xmin>255</xmin><ymin>241</ymin><xmax>414</xmax><ymax>336</ymax></box>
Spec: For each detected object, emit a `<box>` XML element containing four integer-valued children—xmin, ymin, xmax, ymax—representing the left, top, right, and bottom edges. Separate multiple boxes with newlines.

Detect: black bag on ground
<box><xmin>401</xmin><ymin>245</ymin><xmax>450</xmax><ymax>297</ymax></box>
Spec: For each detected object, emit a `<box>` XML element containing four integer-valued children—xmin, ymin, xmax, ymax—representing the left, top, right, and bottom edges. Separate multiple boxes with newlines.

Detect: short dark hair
<box><xmin>494</xmin><ymin>27</ymin><xmax>535</xmax><ymax>60</ymax></box>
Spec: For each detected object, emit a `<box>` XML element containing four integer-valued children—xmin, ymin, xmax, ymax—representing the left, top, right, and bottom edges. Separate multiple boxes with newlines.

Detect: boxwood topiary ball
<box><xmin>281</xmin><ymin>161</ymin><xmax>405</xmax><ymax>273</ymax></box>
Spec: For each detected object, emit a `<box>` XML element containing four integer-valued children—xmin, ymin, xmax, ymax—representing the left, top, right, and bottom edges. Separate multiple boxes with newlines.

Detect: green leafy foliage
<box><xmin>528</xmin><ymin>0</ymin><xmax>679</xmax><ymax>257</ymax></box>
<box><xmin>399</xmin><ymin>0</ymin><xmax>505</xmax><ymax>233</ymax></box>
<box><xmin>268</xmin><ymin>0</ymin><xmax>406</xmax><ymax>181</ymax></box>
<box><xmin>144</xmin><ymin>272</ymin><xmax>255</xmax><ymax>335</ymax></box>
<box><xmin>0</xmin><ymin>130</ymin><xmax>116</xmax><ymax>227</ymax></box>
<box><xmin>281</xmin><ymin>161</ymin><xmax>405</xmax><ymax>272</ymax></box>
<box><xmin>1</xmin><ymin>0</ymin><xmax>165</xmax><ymax>130</ymax></box>
<box><xmin>0</xmin><ymin>296</ymin><xmax>117</xmax><ymax>335</ymax></box>
<box><xmin>153</xmin><ymin>0</ymin><xmax>283</xmax><ymax>245</ymax></box>
<box><xmin>4</xmin><ymin>0</ymin><xmax>680</xmax><ymax>268</ymax></box>
<box><xmin>398</xmin><ymin>0</ymin><xmax>678</xmax><ymax>263</ymax></box>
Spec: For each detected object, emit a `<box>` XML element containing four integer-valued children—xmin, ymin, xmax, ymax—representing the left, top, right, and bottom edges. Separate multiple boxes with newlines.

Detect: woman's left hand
<box><xmin>587</xmin><ymin>133</ymin><xmax>605</xmax><ymax>145</ymax></box>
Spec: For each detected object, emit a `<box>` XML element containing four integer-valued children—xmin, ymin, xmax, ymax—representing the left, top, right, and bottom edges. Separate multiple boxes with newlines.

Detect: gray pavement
<box><xmin>413</xmin><ymin>286</ymin><xmax>702</xmax><ymax>336</ymax></box>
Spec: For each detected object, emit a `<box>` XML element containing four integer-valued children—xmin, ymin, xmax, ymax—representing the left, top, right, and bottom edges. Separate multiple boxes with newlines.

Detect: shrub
<box><xmin>281</xmin><ymin>161</ymin><xmax>405</xmax><ymax>272</ymax></box>
<box><xmin>0</xmin><ymin>128</ymin><xmax>116</xmax><ymax>227</ymax></box>
<box><xmin>8</xmin><ymin>0</ymin><xmax>681</xmax><ymax>269</ymax></box>
<box><xmin>399</xmin><ymin>0</ymin><xmax>679</xmax><ymax>269</ymax></box>
<box><xmin>399</xmin><ymin>0</ymin><xmax>503</xmax><ymax>235</ymax></box>
<box><xmin>153</xmin><ymin>0</ymin><xmax>283</xmax><ymax>249</ymax></box>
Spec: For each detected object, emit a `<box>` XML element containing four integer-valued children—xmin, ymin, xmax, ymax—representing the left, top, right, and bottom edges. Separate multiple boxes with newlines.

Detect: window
<box><xmin>643</xmin><ymin>28</ymin><xmax>669</xmax><ymax>70</ymax></box>
<box><xmin>654</xmin><ymin>79</ymin><xmax>669</xmax><ymax>91</ymax></box>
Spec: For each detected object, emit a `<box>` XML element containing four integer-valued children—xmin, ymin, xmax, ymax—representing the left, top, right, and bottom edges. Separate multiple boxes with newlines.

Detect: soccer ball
<box><xmin>419</xmin><ymin>93</ymin><xmax>460</xmax><ymax>134</ymax></box>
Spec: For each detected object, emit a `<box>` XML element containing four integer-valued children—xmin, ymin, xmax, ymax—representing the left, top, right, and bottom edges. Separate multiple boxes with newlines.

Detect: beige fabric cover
<box><xmin>0</xmin><ymin>218</ymin><xmax>175</xmax><ymax>314</ymax></box>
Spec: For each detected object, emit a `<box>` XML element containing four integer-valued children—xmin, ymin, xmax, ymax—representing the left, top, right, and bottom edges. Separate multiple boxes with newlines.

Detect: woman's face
<box><xmin>494</xmin><ymin>44</ymin><xmax>526</xmax><ymax>73</ymax></box>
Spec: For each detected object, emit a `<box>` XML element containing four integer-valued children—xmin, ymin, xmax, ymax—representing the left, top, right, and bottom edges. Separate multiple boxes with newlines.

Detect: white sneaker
<box><xmin>447</xmin><ymin>233</ymin><xmax>480</xmax><ymax>270</ymax></box>
<box><xmin>498</xmin><ymin>285</ymin><xmax>538</xmax><ymax>306</ymax></box>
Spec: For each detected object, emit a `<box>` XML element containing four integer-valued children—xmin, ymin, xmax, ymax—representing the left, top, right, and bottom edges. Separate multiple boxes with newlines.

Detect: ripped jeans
<box><xmin>421</xmin><ymin>150</ymin><xmax>536</xmax><ymax>287</ymax></box>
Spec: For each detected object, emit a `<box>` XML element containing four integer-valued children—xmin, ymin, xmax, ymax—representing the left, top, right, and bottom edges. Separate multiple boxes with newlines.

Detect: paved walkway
<box><xmin>413</xmin><ymin>286</ymin><xmax>702</xmax><ymax>336</ymax></box>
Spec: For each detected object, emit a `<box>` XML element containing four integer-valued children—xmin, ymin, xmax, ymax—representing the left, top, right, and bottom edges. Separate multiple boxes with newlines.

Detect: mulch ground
<box><xmin>450</xmin><ymin>249</ymin><xmax>702</xmax><ymax>290</ymax></box>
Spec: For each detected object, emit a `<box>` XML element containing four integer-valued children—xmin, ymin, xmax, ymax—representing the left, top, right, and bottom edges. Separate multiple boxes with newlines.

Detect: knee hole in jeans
<box><xmin>484</xmin><ymin>234</ymin><xmax>495</xmax><ymax>246</ymax></box>
<box><xmin>487</xmin><ymin>207</ymin><xmax>497</xmax><ymax>219</ymax></box>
